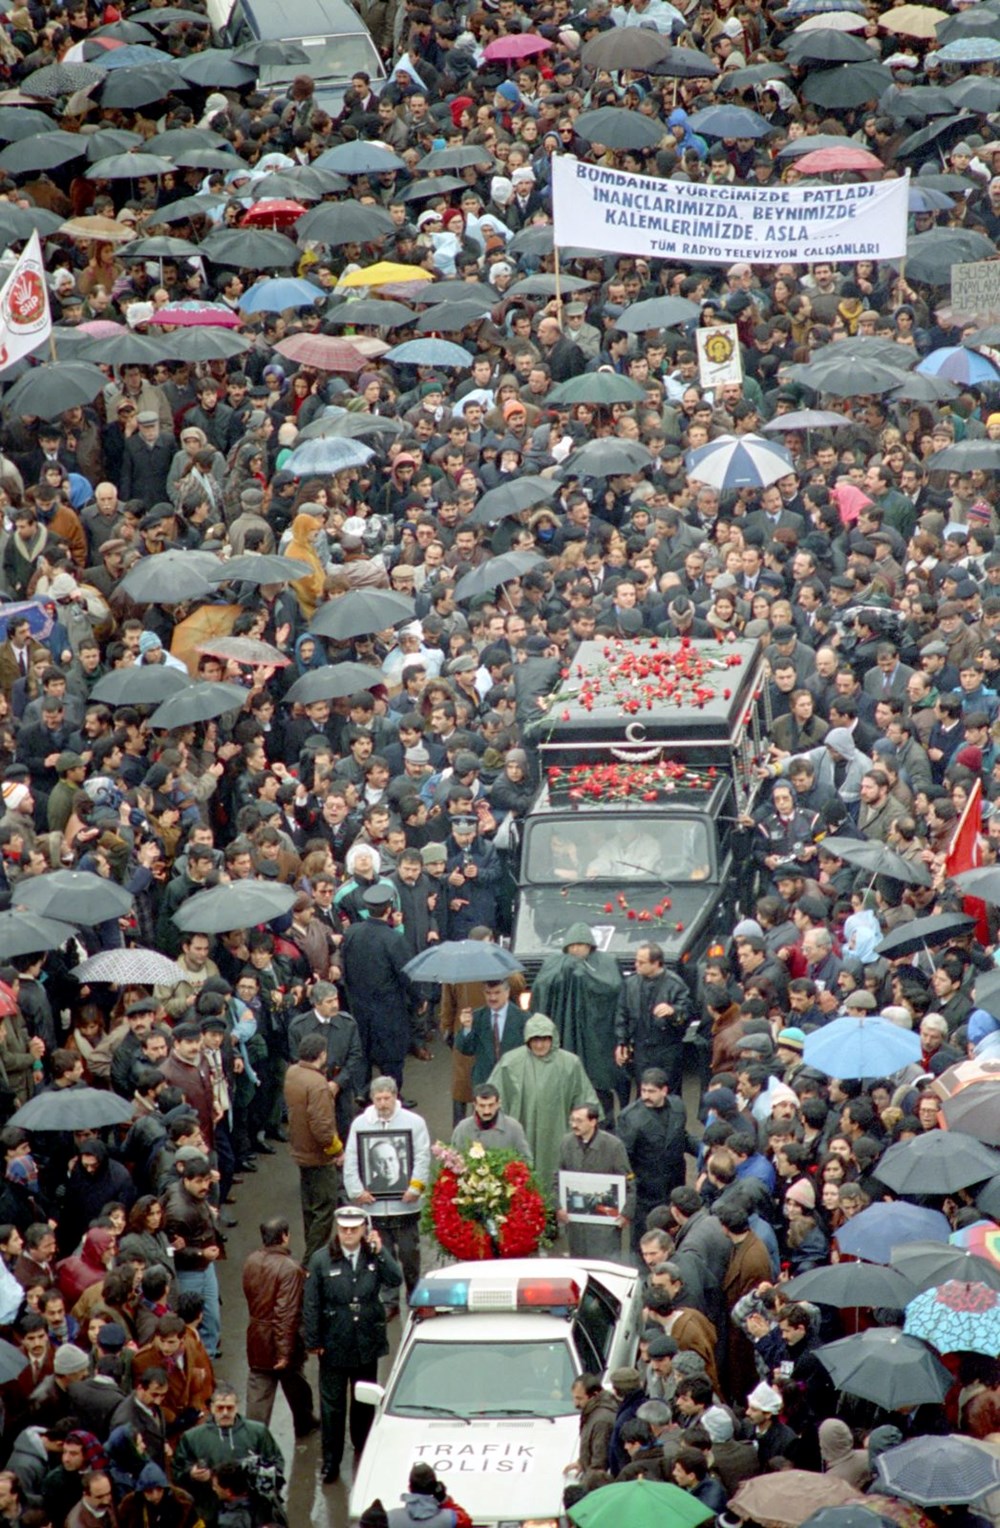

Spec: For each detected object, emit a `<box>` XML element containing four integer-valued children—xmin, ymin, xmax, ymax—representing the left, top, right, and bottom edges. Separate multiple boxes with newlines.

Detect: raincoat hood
<box><xmin>819</xmin><ymin>1419</ymin><xmax>855</xmax><ymax>1464</ymax></box>
<box><xmin>524</xmin><ymin>1013</ymin><xmax>558</xmax><ymax>1046</ymax></box>
<box><xmin>137</xmin><ymin>1463</ymin><xmax>170</xmax><ymax>1491</ymax></box>
<box><xmin>562</xmin><ymin>922</ymin><xmax>596</xmax><ymax>951</ymax></box>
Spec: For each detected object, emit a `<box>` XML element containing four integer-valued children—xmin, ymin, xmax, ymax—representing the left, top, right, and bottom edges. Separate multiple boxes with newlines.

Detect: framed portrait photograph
<box><xmin>357</xmin><ymin>1130</ymin><xmax>413</xmax><ymax>1199</ymax></box>
<box><xmin>558</xmin><ymin>1171</ymin><xmax>627</xmax><ymax>1226</ymax></box>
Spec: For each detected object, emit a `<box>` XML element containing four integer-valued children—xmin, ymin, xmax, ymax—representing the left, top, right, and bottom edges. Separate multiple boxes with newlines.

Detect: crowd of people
<box><xmin>0</xmin><ymin>0</ymin><xmax>995</xmax><ymax>1521</ymax></box>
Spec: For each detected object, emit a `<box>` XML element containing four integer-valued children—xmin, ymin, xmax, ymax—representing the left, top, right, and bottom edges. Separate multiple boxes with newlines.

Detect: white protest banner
<box><xmin>0</xmin><ymin>231</ymin><xmax>51</xmax><ymax>372</ymax></box>
<box><xmin>551</xmin><ymin>156</ymin><xmax>910</xmax><ymax>266</ymax></box>
<box><xmin>697</xmin><ymin>323</ymin><xmax>742</xmax><ymax>390</ymax></box>
<box><xmin>951</xmin><ymin>260</ymin><xmax>1000</xmax><ymax>324</ymax></box>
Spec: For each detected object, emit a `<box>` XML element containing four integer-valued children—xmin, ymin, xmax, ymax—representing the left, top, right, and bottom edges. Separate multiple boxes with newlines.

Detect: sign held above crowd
<box><xmin>551</xmin><ymin>156</ymin><xmax>910</xmax><ymax>266</ymax></box>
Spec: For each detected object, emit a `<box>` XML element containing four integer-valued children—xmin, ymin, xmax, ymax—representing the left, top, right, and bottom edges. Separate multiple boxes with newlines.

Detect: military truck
<box><xmin>512</xmin><ymin>636</ymin><xmax>770</xmax><ymax>983</ymax></box>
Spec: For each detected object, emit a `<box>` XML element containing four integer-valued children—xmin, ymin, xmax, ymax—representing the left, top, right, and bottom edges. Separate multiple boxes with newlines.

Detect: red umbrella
<box><xmin>483</xmin><ymin>33</ymin><xmax>552</xmax><ymax>60</ymax></box>
<box><xmin>147</xmin><ymin>303</ymin><xmax>242</xmax><ymax>329</ymax></box>
<box><xmin>794</xmin><ymin>145</ymin><xmax>884</xmax><ymax>172</ymax></box>
<box><xmin>273</xmin><ymin>333</ymin><xmax>369</xmax><ymax>373</ymax></box>
<box><xmin>240</xmin><ymin>198</ymin><xmax>306</xmax><ymax>229</ymax></box>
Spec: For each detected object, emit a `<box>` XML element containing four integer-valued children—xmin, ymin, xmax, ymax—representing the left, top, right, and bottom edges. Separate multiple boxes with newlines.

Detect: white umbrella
<box><xmin>685</xmin><ymin>432</ymin><xmax>794</xmax><ymax>490</ymax></box>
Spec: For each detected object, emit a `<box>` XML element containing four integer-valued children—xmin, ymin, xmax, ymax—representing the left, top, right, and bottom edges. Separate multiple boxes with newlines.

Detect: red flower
<box><xmin>603</xmin><ymin>902</ymin><xmax>613</xmax><ymax>913</ymax></box>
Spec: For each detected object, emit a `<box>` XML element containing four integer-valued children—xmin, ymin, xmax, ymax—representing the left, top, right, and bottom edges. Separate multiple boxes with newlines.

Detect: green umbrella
<box><xmin>549</xmin><ymin>374</ymin><xmax>646</xmax><ymax>407</ymax></box>
<box><xmin>570</xmin><ymin>1481</ymin><xmax>713</xmax><ymax>1528</ymax></box>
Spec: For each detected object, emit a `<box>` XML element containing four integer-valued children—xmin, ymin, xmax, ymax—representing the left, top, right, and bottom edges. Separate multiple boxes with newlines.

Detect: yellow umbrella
<box><xmin>339</xmin><ymin>261</ymin><xmax>434</xmax><ymax>288</ymax></box>
<box><xmin>171</xmin><ymin>604</ymin><xmax>240</xmax><ymax>676</ymax></box>
<box><xmin>880</xmin><ymin>5</ymin><xmax>947</xmax><ymax>37</ymax></box>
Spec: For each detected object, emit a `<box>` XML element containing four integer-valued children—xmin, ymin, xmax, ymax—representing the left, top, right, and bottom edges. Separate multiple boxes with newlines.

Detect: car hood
<box><xmin>514</xmin><ymin>882</ymin><xmax>714</xmax><ymax>963</ymax></box>
<box><xmin>349</xmin><ymin>1416</ymin><xmax>577</xmax><ymax>1523</ymax></box>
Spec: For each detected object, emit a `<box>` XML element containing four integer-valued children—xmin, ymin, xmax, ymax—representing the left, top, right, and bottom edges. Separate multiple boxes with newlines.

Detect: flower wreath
<box><xmin>423</xmin><ymin>1141</ymin><xmax>550</xmax><ymax>1261</ymax></box>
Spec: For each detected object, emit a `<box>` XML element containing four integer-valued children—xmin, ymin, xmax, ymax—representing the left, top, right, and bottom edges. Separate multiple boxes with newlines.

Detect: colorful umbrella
<box><xmin>273</xmin><ymin>333</ymin><xmax>370</xmax><ymax>372</ymax></box>
<box><xmin>941</xmin><ymin>1084</ymin><xmax>1000</xmax><ymax>1144</ymax></box>
<box><xmin>482</xmin><ymin>33</ymin><xmax>552</xmax><ymax>59</ymax></box>
<box><xmin>917</xmin><ymin>346</ymin><xmax>1000</xmax><ymax>385</ymax></box>
<box><xmin>904</xmin><ymin>1279</ymin><xmax>1000</xmax><ymax>1355</ymax></box>
<box><xmin>686</xmin><ymin>432</ymin><xmax>794</xmax><ymax>490</ymax></box>
<box><xmin>950</xmin><ymin>1221</ymin><xmax>1000</xmax><ymax>1269</ymax></box>
<box><xmin>147</xmin><ymin>302</ymin><xmax>242</xmax><ymax>329</ymax></box>
<box><xmin>794</xmin><ymin>145</ymin><xmax>884</xmax><ymax>173</ymax></box>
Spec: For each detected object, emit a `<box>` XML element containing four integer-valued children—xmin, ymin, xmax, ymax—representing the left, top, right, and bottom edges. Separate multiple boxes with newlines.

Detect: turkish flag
<box><xmin>945</xmin><ymin>777</ymin><xmax>989</xmax><ymax>945</ymax></box>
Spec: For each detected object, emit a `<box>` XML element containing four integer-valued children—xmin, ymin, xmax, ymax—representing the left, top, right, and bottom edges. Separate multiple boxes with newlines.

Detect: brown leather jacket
<box><xmin>242</xmin><ymin>1244</ymin><xmax>307</xmax><ymax>1370</ymax></box>
<box><xmin>283</xmin><ymin>1060</ymin><xmax>342</xmax><ymax>1167</ymax></box>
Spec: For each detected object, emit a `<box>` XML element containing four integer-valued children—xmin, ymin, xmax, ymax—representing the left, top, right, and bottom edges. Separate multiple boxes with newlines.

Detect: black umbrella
<box><xmin>313</xmin><ymin>142</ymin><xmax>407</xmax><ymax>175</ymax></box>
<box><xmin>940</xmin><ymin>1086</ymin><xmax>1000</xmax><ymax>1148</ymax></box>
<box><xmin>86</xmin><ymin>151</ymin><xmax>176</xmax><ymax>181</ymax></box>
<box><xmin>815</xmin><ymin>1328</ymin><xmax>951</xmax><ymax>1409</ymax></box>
<box><xmin>820</xmin><ymin>836</ymin><xmax>931</xmax><ymax>886</ymax></box>
<box><xmin>0</xmin><ymin>205</ymin><xmax>63</xmax><ymax>242</ymax></box>
<box><xmin>154</xmin><ymin>195</ymin><xmax>228</xmax><ymax>225</ymax></box>
<box><xmin>549</xmin><ymin>374</ymin><xmax>646</xmax><ymax>406</ymax></box>
<box><xmin>130</xmin><ymin>7</ymin><xmax>212</xmax><ymax>20</ymax></box>
<box><xmin>877</xmin><ymin>1132</ymin><xmax>1000</xmax><ymax>1195</ymax></box>
<box><xmin>232</xmin><ymin>39</ymin><xmax>311</xmax><ymax>65</ymax></box>
<box><xmin>149</xmin><ymin>682</ymin><xmax>249</xmax><ymax>731</ymax></box>
<box><xmin>906</xmin><ymin>229</ymin><xmax>996</xmax><ymax>285</ymax></box>
<box><xmin>199</xmin><ymin>228</ymin><xmax>300</xmax><ymax>269</ymax></box>
<box><xmin>93</xmin><ymin>19</ymin><xmax>155</xmax><ymax>40</ymax></box>
<box><xmin>896</xmin><ymin>113</ymin><xmax>979</xmax><ymax>162</ymax></box>
<box><xmin>936</xmin><ymin>7</ymin><xmax>1000</xmax><ymax>43</ymax></box>
<box><xmin>788</xmin><ymin>354</ymin><xmax>911</xmax><ymax>397</ymax></box>
<box><xmin>16</xmin><ymin>871</ymin><xmax>133</xmax><ymax>927</ymax></box>
<box><xmin>209</xmin><ymin>553</ymin><xmax>311</xmax><ymax>586</ymax></box>
<box><xmin>508</xmin><ymin>226</ymin><xmax>554</xmax><ymax>258</ymax></box>
<box><xmin>404</xmin><ymin>940</ymin><xmax>523</xmax><ymax>983</ymax></box>
<box><xmin>421</xmin><ymin>281</ymin><xmax>500</xmax><ymax>306</ymax></box>
<box><xmin>0</xmin><ymin>911</ymin><xmax>75</xmax><ymax>960</ymax></box>
<box><xmin>974</xmin><ymin>970</ymin><xmax>1000</xmax><ymax>1020</ymax></box>
<box><xmin>507</xmin><ymin>274</ymin><xmax>592</xmax><ymax>298</ymax></box>
<box><xmin>413</xmin><ymin>301</ymin><xmax>491</xmax><ymax>333</ymax></box>
<box><xmin>800</xmin><ymin>61</ymin><xmax>893</xmax><ymax>107</ymax></box>
<box><xmin>688</xmin><ymin>104</ymin><xmax>772</xmax><ymax>138</ymax></box>
<box><xmin>418</xmin><ymin>145</ymin><xmax>494</xmax><ymax>172</ymax></box>
<box><xmin>90</xmin><ymin>665</ymin><xmax>191</xmax><ymax>706</ymax></box>
<box><xmin>118</xmin><ymin>550</ymin><xmax>218</xmax><ymax>604</ymax></box>
<box><xmin>175</xmin><ymin>49</ymin><xmax>256</xmax><ymax>88</ymax></box>
<box><xmin>146</xmin><ymin>126</ymin><xmax>228</xmax><ymax>155</ymax></box>
<box><xmin>22</xmin><ymin>61</ymin><xmax>103</xmax><ymax>96</ymax></box>
<box><xmin>325</xmin><ymin>299</ymin><xmax>414</xmax><ymax>328</ymax></box>
<box><xmin>876</xmin><ymin>911</ymin><xmax>977</xmax><ymax>958</ymax></box>
<box><xmin>965</xmin><ymin>327</ymin><xmax>1000</xmax><ymax>351</ymax></box>
<box><xmin>78</xmin><ymin>333</ymin><xmax>171</xmax><ymax>367</ymax></box>
<box><xmin>295</xmin><ymin>202</ymin><xmax>394</xmax><ymax>245</ymax></box>
<box><xmin>977</xmin><ymin>1176</ymin><xmax>1000</xmax><ymax>1221</ymax></box>
<box><xmin>892</xmin><ymin>1241</ymin><xmax>1000</xmax><ymax>1295</ymax></box>
<box><xmin>399</xmin><ymin>175</ymin><xmax>467</xmax><ymax>203</ymax></box>
<box><xmin>164</xmin><ymin>330</ymin><xmax>252</xmax><ymax>363</ymax></box>
<box><xmin>559</xmin><ymin>439</ymin><xmax>654</xmax><ymax>477</ymax></box>
<box><xmin>0</xmin><ymin>107</ymin><xmax>58</xmax><ymax>142</ymax></box>
<box><xmin>309</xmin><ymin>590</ymin><xmax>415</xmax><ymax>640</ymax></box>
<box><xmin>118</xmin><ymin>236</ymin><xmax>198</xmax><ymax>259</ymax></box>
<box><xmin>646</xmin><ymin>46</ymin><xmax>719</xmax><ymax>78</ymax></box>
<box><xmin>782</xmin><ymin>1263</ymin><xmax>915</xmax><ymax>1309</ymax></box>
<box><xmin>172</xmin><ymin>882</ymin><xmax>297</xmax><ymax>934</ymax></box>
<box><xmin>2</xmin><ymin>363</ymin><xmax>107</xmax><ymax>419</ymax></box>
<box><xmin>0</xmin><ymin>130</ymin><xmax>87</xmax><ymax>173</ymax></box>
<box><xmin>950</xmin><ymin>866</ymin><xmax>1000</xmax><ymax>904</ymax></box>
<box><xmin>777</xmin><ymin>132</ymin><xmax>857</xmax><ymax>159</ymax></box>
<box><xmin>453</xmin><ymin>551</ymin><xmax>545</xmax><ymax>604</ymax></box>
<box><xmin>283</xmin><ymin>664</ymin><xmax>385</xmax><ymax>704</ymax></box>
<box><xmin>10</xmin><ymin>1086</ymin><xmax>135</xmax><ymax>1131</ymax></box>
<box><xmin>575</xmin><ymin>108</ymin><xmax>665</xmax><ymax>150</ymax></box>
<box><xmin>927</xmin><ymin>440</ymin><xmax>1000</xmax><ymax>473</ymax></box>
<box><xmin>717</xmin><ymin>61</ymin><xmax>790</xmax><ymax>90</ymax></box>
<box><xmin>617</xmin><ymin>295</ymin><xmax>701</xmax><ymax>331</ymax></box>
<box><xmin>786</xmin><ymin>28</ymin><xmax>874</xmax><ymax>61</ymax></box>
<box><xmin>891</xmin><ymin>374</ymin><xmax>960</xmax><ymax>403</ymax></box>
<box><xmin>468</xmin><ymin>476</ymin><xmax>557</xmax><ymax>526</ymax></box>
<box><xmin>580</xmin><ymin>28</ymin><xmax>671</xmax><ymax>68</ymax></box>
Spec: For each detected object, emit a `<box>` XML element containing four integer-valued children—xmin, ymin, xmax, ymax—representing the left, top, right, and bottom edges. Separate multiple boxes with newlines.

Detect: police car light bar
<box><xmin>410</xmin><ymin>1277</ymin><xmax>581</xmax><ymax>1312</ymax></box>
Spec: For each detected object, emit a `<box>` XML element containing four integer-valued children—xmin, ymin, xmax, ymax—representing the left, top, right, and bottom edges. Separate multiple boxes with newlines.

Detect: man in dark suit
<box><xmin>454</xmin><ymin>977</ymin><xmax>529</xmax><ymax>1087</ymax></box>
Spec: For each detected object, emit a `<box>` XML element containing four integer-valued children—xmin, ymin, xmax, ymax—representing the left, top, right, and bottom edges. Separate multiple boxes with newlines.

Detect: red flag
<box><xmin>945</xmin><ymin>777</ymin><xmax>988</xmax><ymax>944</ymax></box>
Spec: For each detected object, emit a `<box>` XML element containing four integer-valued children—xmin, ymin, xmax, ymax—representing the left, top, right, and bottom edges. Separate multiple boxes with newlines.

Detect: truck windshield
<box><xmin>388</xmin><ymin>1338</ymin><xmax>576</xmax><ymax>1419</ymax></box>
<box><xmin>524</xmin><ymin>817</ymin><xmax>712</xmax><ymax>883</ymax></box>
<box><xmin>260</xmin><ymin>33</ymin><xmax>381</xmax><ymax>82</ymax></box>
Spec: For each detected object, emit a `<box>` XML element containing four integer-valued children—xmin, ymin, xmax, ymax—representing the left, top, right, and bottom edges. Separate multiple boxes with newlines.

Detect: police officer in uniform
<box><xmin>303</xmin><ymin>1204</ymin><xmax>403</xmax><ymax>1485</ymax></box>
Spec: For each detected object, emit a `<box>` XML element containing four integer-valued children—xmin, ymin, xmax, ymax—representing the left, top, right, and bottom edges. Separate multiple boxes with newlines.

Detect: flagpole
<box><xmin>554</xmin><ymin>241</ymin><xmax>562</xmax><ymax>330</ymax></box>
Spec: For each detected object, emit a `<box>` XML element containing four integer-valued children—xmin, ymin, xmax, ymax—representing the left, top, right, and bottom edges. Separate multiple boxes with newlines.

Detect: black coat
<box><xmin>341</xmin><ymin>918</ymin><xmax>416</xmax><ymax>1065</ymax></box>
<box><xmin>302</xmin><ymin>1240</ymin><xmax>402</xmax><ymax>1366</ymax></box>
<box><xmin>390</xmin><ymin>869</ymin><xmax>440</xmax><ymax>959</ymax></box>
<box><xmin>616</xmin><ymin>1094</ymin><xmax>690</xmax><ymax>1208</ymax></box>
<box><xmin>120</xmin><ymin>435</ymin><xmax>174</xmax><ymax>503</ymax></box>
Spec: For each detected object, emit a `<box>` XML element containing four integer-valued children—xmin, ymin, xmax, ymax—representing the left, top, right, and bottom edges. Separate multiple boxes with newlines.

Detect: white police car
<box><xmin>349</xmin><ymin>1258</ymin><xmax>641</xmax><ymax>1526</ymax></box>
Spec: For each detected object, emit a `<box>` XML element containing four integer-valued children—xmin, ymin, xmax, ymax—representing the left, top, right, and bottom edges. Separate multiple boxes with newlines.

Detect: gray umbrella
<box><xmin>284</xmin><ymin>664</ymin><xmax>385</xmax><ymax>704</ymax></box>
<box><xmin>118</xmin><ymin>550</ymin><xmax>218</xmax><ymax>604</ymax></box>
<box><xmin>575</xmin><ymin>107</ymin><xmax>665</xmax><ymax>150</ymax></box>
<box><xmin>0</xmin><ymin>131</ymin><xmax>87</xmax><ymax>173</ymax></box>
<box><xmin>199</xmin><ymin>227</ymin><xmax>300</xmax><ymax>269</ymax></box>
<box><xmin>0</xmin><ymin>107</ymin><xmax>58</xmax><ymax>142</ymax></box>
<box><xmin>0</xmin><ymin>911</ymin><xmax>75</xmax><ymax>960</ymax></box>
<box><xmin>294</xmin><ymin>202</ymin><xmax>394</xmax><ymax>245</ymax></box>
<box><xmin>819</xmin><ymin>836</ymin><xmax>931</xmax><ymax>885</ymax></box>
<box><xmin>163</xmin><ymin>330</ymin><xmax>252</xmax><ymax>363</ymax></box>
<box><xmin>309</xmin><ymin>590</ymin><xmax>415</xmax><ymax>640</ymax></box>
<box><xmin>173</xmin><ymin>882</ymin><xmax>297</xmax><ymax>934</ymax></box>
<box><xmin>468</xmin><ymin>476</ymin><xmax>557</xmax><ymax>526</ymax></box>
<box><xmin>453</xmin><ymin>551</ymin><xmax>545</xmax><ymax>604</ymax></box>
<box><xmin>413</xmin><ymin>301</ymin><xmax>492</xmax><ymax>333</ymax></box>
<box><xmin>0</xmin><ymin>205</ymin><xmax>63</xmax><ymax>241</ymax></box>
<box><xmin>418</xmin><ymin>145</ymin><xmax>494</xmax><ymax>172</ymax></box>
<box><xmin>404</xmin><ymin>941</ymin><xmax>523</xmax><ymax>982</ymax></box>
<box><xmin>86</xmin><ymin>150</ymin><xmax>176</xmax><ymax>180</ymax></box>
<box><xmin>325</xmin><ymin>299</ymin><xmax>414</xmax><ymax>328</ymax></box>
<box><xmin>210</xmin><ymin>553</ymin><xmax>312</xmax><ymax>586</ymax></box>
<box><xmin>559</xmin><ymin>439</ymin><xmax>653</xmax><ymax>478</ymax></box>
<box><xmin>616</xmin><ymin>295</ymin><xmax>701</xmax><ymax>331</ymax></box>
<box><xmin>11</xmin><ymin>1087</ymin><xmax>135</xmax><ymax>1131</ymax></box>
<box><xmin>16</xmin><ymin>871</ymin><xmax>133</xmax><ymax>927</ymax></box>
<box><xmin>876</xmin><ymin>1132</ymin><xmax>1000</xmax><ymax>1194</ymax></box>
<box><xmin>90</xmin><ymin>665</ymin><xmax>191</xmax><ymax>706</ymax></box>
<box><xmin>783</xmin><ymin>1263</ymin><xmax>915</xmax><ymax>1309</ymax></box>
<box><xmin>816</xmin><ymin>1328</ymin><xmax>951</xmax><ymax>1409</ymax></box>
<box><xmin>148</xmin><ymin>682</ymin><xmax>248</xmax><ymax>730</ymax></box>
<box><xmin>2</xmin><ymin>363</ymin><xmax>107</xmax><ymax>419</ymax></box>
<box><xmin>22</xmin><ymin>61</ymin><xmax>104</xmax><ymax>96</ymax></box>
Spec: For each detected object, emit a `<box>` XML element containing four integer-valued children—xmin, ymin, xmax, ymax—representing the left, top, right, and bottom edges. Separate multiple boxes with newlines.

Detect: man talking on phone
<box><xmin>303</xmin><ymin>1205</ymin><xmax>402</xmax><ymax>1486</ymax></box>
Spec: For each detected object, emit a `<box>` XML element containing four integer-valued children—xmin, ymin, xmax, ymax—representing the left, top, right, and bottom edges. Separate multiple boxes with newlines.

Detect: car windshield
<box><xmin>388</xmin><ymin>1338</ymin><xmax>577</xmax><ymax>1419</ymax></box>
<box><xmin>524</xmin><ymin>817</ymin><xmax>712</xmax><ymax>883</ymax></box>
<box><xmin>260</xmin><ymin>33</ymin><xmax>382</xmax><ymax>82</ymax></box>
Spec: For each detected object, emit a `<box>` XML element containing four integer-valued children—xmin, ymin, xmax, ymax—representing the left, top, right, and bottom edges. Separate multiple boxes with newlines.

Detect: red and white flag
<box><xmin>0</xmin><ymin>231</ymin><xmax>51</xmax><ymax>373</ymax></box>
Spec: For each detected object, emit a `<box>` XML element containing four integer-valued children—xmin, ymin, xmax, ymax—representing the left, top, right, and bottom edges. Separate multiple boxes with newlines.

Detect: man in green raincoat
<box><xmin>531</xmin><ymin>923</ymin><xmax>623</xmax><ymax>1127</ymax></box>
<box><xmin>489</xmin><ymin>1014</ymin><xmax>598</xmax><ymax>1190</ymax></box>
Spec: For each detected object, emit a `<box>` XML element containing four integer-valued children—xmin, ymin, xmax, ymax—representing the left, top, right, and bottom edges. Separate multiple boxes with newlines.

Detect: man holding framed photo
<box><xmin>557</xmin><ymin>1103</ymin><xmax>636</xmax><ymax>1260</ymax></box>
<box><xmin>342</xmin><ymin>1076</ymin><xmax>430</xmax><ymax>1305</ymax></box>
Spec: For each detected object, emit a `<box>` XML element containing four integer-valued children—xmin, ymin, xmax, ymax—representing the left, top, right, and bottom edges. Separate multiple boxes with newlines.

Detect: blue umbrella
<box><xmin>384</xmin><ymin>339</ymin><xmax>473</xmax><ymax>368</ymax></box>
<box><xmin>685</xmin><ymin>433</ymin><xmax>793</xmax><ymax>490</ymax></box>
<box><xmin>904</xmin><ymin>1280</ymin><xmax>1000</xmax><ymax>1356</ymax></box>
<box><xmin>239</xmin><ymin>278</ymin><xmax>323</xmax><ymax>314</ymax></box>
<box><xmin>875</xmin><ymin>1435</ymin><xmax>1000</xmax><ymax>1506</ymax></box>
<box><xmin>937</xmin><ymin>35</ymin><xmax>1000</xmax><ymax>61</ymax></box>
<box><xmin>909</xmin><ymin>186</ymin><xmax>955</xmax><ymax>213</ymax></box>
<box><xmin>917</xmin><ymin>346</ymin><xmax>1000</xmax><ymax>385</ymax></box>
<box><xmin>802</xmin><ymin>1015</ymin><xmax>921</xmax><ymax>1078</ymax></box>
<box><xmin>688</xmin><ymin>104</ymin><xmax>771</xmax><ymax>138</ymax></box>
<box><xmin>836</xmin><ymin>1201</ymin><xmax>951</xmax><ymax>1263</ymax></box>
<box><xmin>283</xmin><ymin>436</ymin><xmax>374</xmax><ymax>475</ymax></box>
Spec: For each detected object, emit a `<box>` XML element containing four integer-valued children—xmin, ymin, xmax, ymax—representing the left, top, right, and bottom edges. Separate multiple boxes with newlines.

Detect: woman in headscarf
<box><xmin>286</xmin><ymin>511</ymin><xmax>326</xmax><ymax>620</ymax></box>
<box><xmin>58</xmin><ymin>1140</ymin><xmax>136</xmax><ymax>1255</ymax></box>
